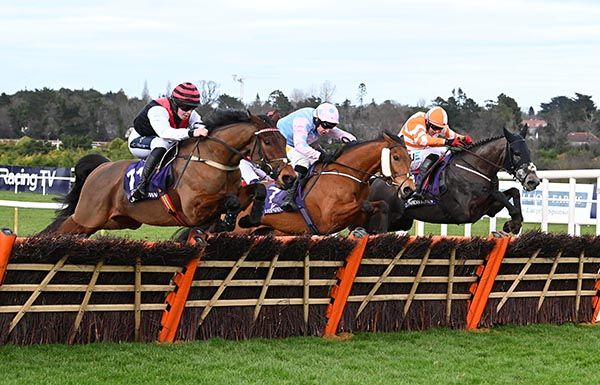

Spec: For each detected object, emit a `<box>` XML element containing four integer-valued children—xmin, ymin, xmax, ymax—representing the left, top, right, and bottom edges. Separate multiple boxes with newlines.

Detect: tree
<box><xmin>268</xmin><ymin>90</ymin><xmax>293</xmax><ymax>114</ymax></box>
<box><xmin>528</xmin><ymin>106</ymin><xmax>535</xmax><ymax>117</ymax></box>
<box><xmin>357</xmin><ymin>83</ymin><xmax>367</xmax><ymax>106</ymax></box>
<box><xmin>141</xmin><ymin>80</ymin><xmax>151</xmax><ymax>102</ymax></box>
<box><xmin>319</xmin><ymin>81</ymin><xmax>336</xmax><ymax>102</ymax></box>
<box><xmin>217</xmin><ymin>94</ymin><xmax>245</xmax><ymax>110</ymax></box>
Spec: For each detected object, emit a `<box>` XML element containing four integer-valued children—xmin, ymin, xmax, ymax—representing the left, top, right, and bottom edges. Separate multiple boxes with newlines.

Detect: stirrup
<box><xmin>129</xmin><ymin>186</ymin><xmax>147</xmax><ymax>203</ymax></box>
<box><xmin>281</xmin><ymin>198</ymin><xmax>298</xmax><ymax>212</ymax></box>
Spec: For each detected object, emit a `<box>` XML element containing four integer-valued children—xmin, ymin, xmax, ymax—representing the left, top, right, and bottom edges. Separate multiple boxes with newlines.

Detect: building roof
<box><xmin>567</xmin><ymin>131</ymin><xmax>600</xmax><ymax>143</ymax></box>
<box><xmin>521</xmin><ymin>118</ymin><xmax>547</xmax><ymax>128</ymax></box>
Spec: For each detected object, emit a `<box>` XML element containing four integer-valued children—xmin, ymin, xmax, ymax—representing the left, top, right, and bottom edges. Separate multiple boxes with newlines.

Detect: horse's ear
<box><xmin>384</xmin><ymin>130</ymin><xmax>403</xmax><ymax>144</ymax></box>
<box><xmin>503</xmin><ymin>126</ymin><xmax>517</xmax><ymax>141</ymax></box>
<box><xmin>519</xmin><ymin>123</ymin><xmax>529</xmax><ymax>138</ymax></box>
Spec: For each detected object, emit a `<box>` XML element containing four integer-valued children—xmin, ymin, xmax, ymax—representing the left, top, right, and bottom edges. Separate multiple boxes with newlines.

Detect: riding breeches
<box><xmin>128</xmin><ymin>129</ymin><xmax>177</xmax><ymax>159</ymax></box>
<box><xmin>240</xmin><ymin>159</ymin><xmax>271</xmax><ymax>185</ymax></box>
<box><xmin>286</xmin><ymin>146</ymin><xmax>316</xmax><ymax>170</ymax></box>
<box><xmin>409</xmin><ymin>147</ymin><xmax>449</xmax><ymax>173</ymax></box>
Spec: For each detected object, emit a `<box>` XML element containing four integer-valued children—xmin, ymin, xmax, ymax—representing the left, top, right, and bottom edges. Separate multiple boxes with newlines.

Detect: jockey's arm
<box><xmin>323</xmin><ymin>127</ymin><xmax>356</xmax><ymax>142</ymax></box>
<box><xmin>292</xmin><ymin>117</ymin><xmax>321</xmax><ymax>161</ymax></box>
<box><xmin>148</xmin><ymin>106</ymin><xmax>195</xmax><ymax>140</ymax></box>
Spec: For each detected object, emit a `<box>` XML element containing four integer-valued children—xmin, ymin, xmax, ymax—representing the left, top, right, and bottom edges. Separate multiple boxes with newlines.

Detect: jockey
<box><xmin>128</xmin><ymin>82</ymin><xmax>208</xmax><ymax>202</ymax></box>
<box><xmin>277</xmin><ymin>102</ymin><xmax>356</xmax><ymax>211</ymax></box>
<box><xmin>400</xmin><ymin>106</ymin><xmax>473</xmax><ymax>206</ymax></box>
<box><xmin>240</xmin><ymin>158</ymin><xmax>273</xmax><ymax>186</ymax></box>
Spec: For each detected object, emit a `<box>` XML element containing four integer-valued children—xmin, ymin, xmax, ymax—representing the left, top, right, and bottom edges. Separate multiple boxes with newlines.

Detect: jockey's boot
<box><xmin>405</xmin><ymin>154</ymin><xmax>438</xmax><ymax>207</ymax></box>
<box><xmin>130</xmin><ymin>147</ymin><xmax>166</xmax><ymax>203</ymax></box>
<box><xmin>281</xmin><ymin>166</ymin><xmax>307</xmax><ymax>212</ymax></box>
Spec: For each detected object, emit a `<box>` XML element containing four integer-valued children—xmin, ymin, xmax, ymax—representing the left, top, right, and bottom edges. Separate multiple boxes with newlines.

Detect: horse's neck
<box><xmin>337</xmin><ymin>141</ymin><xmax>385</xmax><ymax>179</ymax></box>
<box><xmin>467</xmin><ymin>139</ymin><xmax>506</xmax><ymax>176</ymax></box>
<box><xmin>205</xmin><ymin>123</ymin><xmax>257</xmax><ymax>163</ymax></box>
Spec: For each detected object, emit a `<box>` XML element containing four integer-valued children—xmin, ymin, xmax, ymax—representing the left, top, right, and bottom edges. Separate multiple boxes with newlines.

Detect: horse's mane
<box><xmin>463</xmin><ymin>134</ymin><xmax>504</xmax><ymax>150</ymax></box>
<box><xmin>203</xmin><ymin>109</ymin><xmax>251</xmax><ymax>131</ymax></box>
<box><xmin>334</xmin><ymin>131</ymin><xmax>403</xmax><ymax>158</ymax></box>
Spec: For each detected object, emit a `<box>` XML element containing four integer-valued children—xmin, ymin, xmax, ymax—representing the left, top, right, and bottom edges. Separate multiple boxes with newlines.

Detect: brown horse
<box><xmin>233</xmin><ymin>132</ymin><xmax>414</xmax><ymax>235</ymax></box>
<box><xmin>42</xmin><ymin>110</ymin><xmax>295</xmax><ymax>236</ymax></box>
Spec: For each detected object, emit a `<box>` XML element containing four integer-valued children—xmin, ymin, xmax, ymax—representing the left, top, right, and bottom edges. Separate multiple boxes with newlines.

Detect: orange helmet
<box><xmin>426</xmin><ymin>106</ymin><xmax>449</xmax><ymax>130</ymax></box>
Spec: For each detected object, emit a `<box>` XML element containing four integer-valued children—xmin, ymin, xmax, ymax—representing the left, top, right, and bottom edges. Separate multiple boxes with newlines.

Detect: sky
<box><xmin>1</xmin><ymin>0</ymin><xmax>600</xmax><ymax>112</ymax></box>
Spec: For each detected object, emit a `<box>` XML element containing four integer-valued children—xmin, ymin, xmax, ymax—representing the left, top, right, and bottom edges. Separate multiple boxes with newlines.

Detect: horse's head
<box><xmin>248</xmin><ymin>114</ymin><xmax>296</xmax><ymax>189</ymax></box>
<box><xmin>382</xmin><ymin>131</ymin><xmax>415</xmax><ymax>199</ymax></box>
<box><xmin>503</xmin><ymin>125</ymin><xmax>540</xmax><ymax>191</ymax></box>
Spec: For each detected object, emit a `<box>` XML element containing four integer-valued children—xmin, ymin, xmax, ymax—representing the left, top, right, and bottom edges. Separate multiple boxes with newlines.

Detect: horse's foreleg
<box><xmin>55</xmin><ymin>216</ymin><xmax>98</xmax><ymax>237</ymax></box>
<box><xmin>363</xmin><ymin>201</ymin><xmax>390</xmax><ymax>234</ymax></box>
<box><xmin>213</xmin><ymin>193</ymin><xmax>242</xmax><ymax>232</ymax></box>
<box><xmin>488</xmin><ymin>188</ymin><xmax>523</xmax><ymax>234</ymax></box>
<box><xmin>238</xmin><ymin>184</ymin><xmax>267</xmax><ymax>228</ymax></box>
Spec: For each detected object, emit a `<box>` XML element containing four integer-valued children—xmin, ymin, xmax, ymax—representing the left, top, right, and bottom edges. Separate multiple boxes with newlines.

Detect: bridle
<box><xmin>247</xmin><ymin>128</ymin><xmax>289</xmax><ymax>180</ymax></box>
<box><xmin>452</xmin><ymin>137</ymin><xmax>537</xmax><ymax>184</ymax></box>
<box><xmin>176</xmin><ymin>127</ymin><xmax>286</xmax><ymax>172</ymax></box>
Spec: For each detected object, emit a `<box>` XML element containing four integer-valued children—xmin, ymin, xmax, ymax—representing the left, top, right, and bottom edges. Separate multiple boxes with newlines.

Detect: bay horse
<box><xmin>367</xmin><ymin>125</ymin><xmax>540</xmax><ymax>234</ymax></box>
<box><xmin>41</xmin><ymin>110</ymin><xmax>295</xmax><ymax>236</ymax></box>
<box><xmin>233</xmin><ymin>132</ymin><xmax>414</xmax><ymax>235</ymax></box>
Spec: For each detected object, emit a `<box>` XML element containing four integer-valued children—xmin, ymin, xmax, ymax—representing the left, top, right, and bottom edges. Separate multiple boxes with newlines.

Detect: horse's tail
<box><xmin>41</xmin><ymin>154</ymin><xmax>110</xmax><ymax>234</ymax></box>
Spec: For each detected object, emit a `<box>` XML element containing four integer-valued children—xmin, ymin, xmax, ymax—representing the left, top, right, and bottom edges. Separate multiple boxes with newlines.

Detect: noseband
<box><xmin>249</xmin><ymin>128</ymin><xmax>289</xmax><ymax>179</ymax></box>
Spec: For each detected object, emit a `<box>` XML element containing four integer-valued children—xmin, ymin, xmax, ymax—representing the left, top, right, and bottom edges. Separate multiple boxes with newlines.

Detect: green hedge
<box><xmin>0</xmin><ymin>137</ymin><xmax>134</xmax><ymax>167</ymax></box>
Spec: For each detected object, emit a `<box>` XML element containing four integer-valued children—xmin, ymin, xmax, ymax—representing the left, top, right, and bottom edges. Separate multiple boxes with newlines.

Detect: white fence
<box><xmin>3</xmin><ymin>169</ymin><xmax>600</xmax><ymax>236</ymax></box>
<box><xmin>416</xmin><ymin>169</ymin><xmax>600</xmax><ymax>236</ymax></box>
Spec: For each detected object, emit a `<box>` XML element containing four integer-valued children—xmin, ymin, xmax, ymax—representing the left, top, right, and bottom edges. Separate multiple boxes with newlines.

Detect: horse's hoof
<box><xmin>238</xmin><ymin>215</ymin><xmax>257</xmax><ymax>229</ymax></box>
<box><xmin>350</xmin><ymin>227</ymin><xmax>368</xmax><ymax>239</ymax></box>
<box><xmin>503</xmin><ymin>221</ymin><xmax>521</xmax><ymax>234</ymax></box>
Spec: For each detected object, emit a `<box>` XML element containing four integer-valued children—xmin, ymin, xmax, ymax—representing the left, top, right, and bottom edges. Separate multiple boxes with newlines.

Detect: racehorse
<box><xmin>232</xmin><ymin>132</ymin><xmax>415</xmax><ymax>235</ymax></box>
<box><xmin>367</xmin><ymin>125</ymin><xmax>540</xmax><ymax>234</ymax></box>
<box><xmin>41</xmin><ymin>110</ymin><xmax>295</xmax><ymax>236</ymax></box>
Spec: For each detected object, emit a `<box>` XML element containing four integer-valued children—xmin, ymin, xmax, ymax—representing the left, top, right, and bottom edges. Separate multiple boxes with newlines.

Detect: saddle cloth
<box><xmin>263</xmin><ymin>184</ymin><xmax>288</xmax><ymax>214</ymax></box>
<box><xmin>123</xmin><ymin>161</ymin><xmax>172</xmax><ymax>202</ymax></box>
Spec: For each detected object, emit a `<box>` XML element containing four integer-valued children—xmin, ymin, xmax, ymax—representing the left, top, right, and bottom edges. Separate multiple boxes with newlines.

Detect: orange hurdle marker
<box><xmin>0</xmin><ymin>229</ymin><xmax>17</xmax><ymax>285</ymax></box>
<box><xmin>158</xmin><ymin>231</ymin><xmax>205</xmax><ymax>343</ymax></box>
<box><xmin>324</xmin><ymin>234</ymin><xmax>369</xmax><ymax>337</ymax></box>
<box><xmin>466</xmin><ymin>236</ymin><xmax>511</xmax><ymax>330</ymax></box>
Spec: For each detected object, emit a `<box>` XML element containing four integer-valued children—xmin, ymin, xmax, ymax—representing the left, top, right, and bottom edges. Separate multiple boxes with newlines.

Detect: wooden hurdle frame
<box><xmin>2</xmin><ymin>231</ymin><xmax>600</xmax><ymax>345</ymax></box>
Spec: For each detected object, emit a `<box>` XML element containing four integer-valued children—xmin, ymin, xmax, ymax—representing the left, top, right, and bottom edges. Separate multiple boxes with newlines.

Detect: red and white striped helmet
<box><xmin>171</xmin><ymin>82</ymin><xmax>201</xmax><ymax>108</ymax></box>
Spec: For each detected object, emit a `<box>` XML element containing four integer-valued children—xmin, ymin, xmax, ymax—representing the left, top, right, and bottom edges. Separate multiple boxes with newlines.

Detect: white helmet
<box><xmin>314</xmin><ymin>103</ymin><xmax>339</xmax><ymax>125</ymax></box>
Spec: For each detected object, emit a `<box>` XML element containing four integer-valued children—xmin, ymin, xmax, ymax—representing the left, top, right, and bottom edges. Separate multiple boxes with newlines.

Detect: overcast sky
<box><xmin>2</xmin><ymin>0</ymin><xmax>599</xmax><ymax>111</ymax></box>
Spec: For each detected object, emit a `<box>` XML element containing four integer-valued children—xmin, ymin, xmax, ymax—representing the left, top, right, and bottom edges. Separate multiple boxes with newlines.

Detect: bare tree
<box><xmin>164</xmin><ymin>81</ymin><xmax>172</xmax><ymax>98</ymax></box>
<box><xmin>319</xmin><ymin>81</ymin><xmax>336</xmax><ymax>102</ymax></box>
<box><xmin>289</xmin><ymin>89</ymin><xmax>308</xmax><ymax>104</ymax></box>
<box><xmin>197</xmin><ymin>80</ymin><xmax>220</xmax><ymax>107</ymax></box>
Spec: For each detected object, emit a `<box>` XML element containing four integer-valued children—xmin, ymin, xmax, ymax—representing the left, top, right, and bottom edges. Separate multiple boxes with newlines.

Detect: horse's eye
<box><xmin>393</xmin><ymin>155</ymin><xmax>400</xmax><ymax>161</ymax></box>
<box><xmin>264</xmin><ymin>140</ymin><xmax>271</xmax><ymax>145</ymax></box>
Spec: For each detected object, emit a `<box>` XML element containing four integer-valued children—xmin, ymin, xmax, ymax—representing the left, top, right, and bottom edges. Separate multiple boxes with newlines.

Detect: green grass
<box><xmin>0</xmin><ymin>324</ymin><xmax>599</xmax><ymax>384</ymax></box>
<box><xmin>0</xmin><ymin>191</ymin><xmax>177</xmax><ymax>241</ymax></box>
<box><xmin>2</xmin><ymin>190</ymin><xmax>594</xmax><ymax>239</ymax></box>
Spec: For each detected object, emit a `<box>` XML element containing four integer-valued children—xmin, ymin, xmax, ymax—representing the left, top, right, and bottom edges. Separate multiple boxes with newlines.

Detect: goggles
<box><xmin>320</xmin><ymin>120</ymin><xmax>337</xmax><ymax>129</ymax></box>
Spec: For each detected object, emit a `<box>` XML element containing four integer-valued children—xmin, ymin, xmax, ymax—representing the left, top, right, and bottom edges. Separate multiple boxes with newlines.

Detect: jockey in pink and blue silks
<box><xmin>276</xmin><ymin>102</ymin><xmax>356</xmax><ymax>211</ymax></box>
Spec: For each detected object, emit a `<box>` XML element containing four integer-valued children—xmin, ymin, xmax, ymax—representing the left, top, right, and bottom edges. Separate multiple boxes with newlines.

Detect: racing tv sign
<box><xmin>0</xmin><ymin>165</ymin><xmax>72</xmax><ymax>195</ymax></box>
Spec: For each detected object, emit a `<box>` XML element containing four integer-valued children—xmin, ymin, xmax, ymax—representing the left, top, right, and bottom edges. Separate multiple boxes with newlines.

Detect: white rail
<box><xmin>3</xmin><ymin>169</ymin><xmax>600</xmax><ymax>237</ymax></box>
<box><xmin>419</xmin><ymin>169</ymin><xmax>600</xmax><ymax>237</ymax></box>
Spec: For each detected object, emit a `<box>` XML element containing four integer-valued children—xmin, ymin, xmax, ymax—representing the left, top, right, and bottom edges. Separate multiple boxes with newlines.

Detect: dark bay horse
<box><xmin>233</xmin><ymin>132</ymin><xmax>415</xmax><ymax>235</ymax></box>
<box><xmin>368</xmin><ymin>126</ymin><xmax>540</xmax><ymax>234</ymax></box>
<box><xmin>42</xmin><ymin>110</ymin><xmax>295</xmax><ymax>236</ymax></box>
